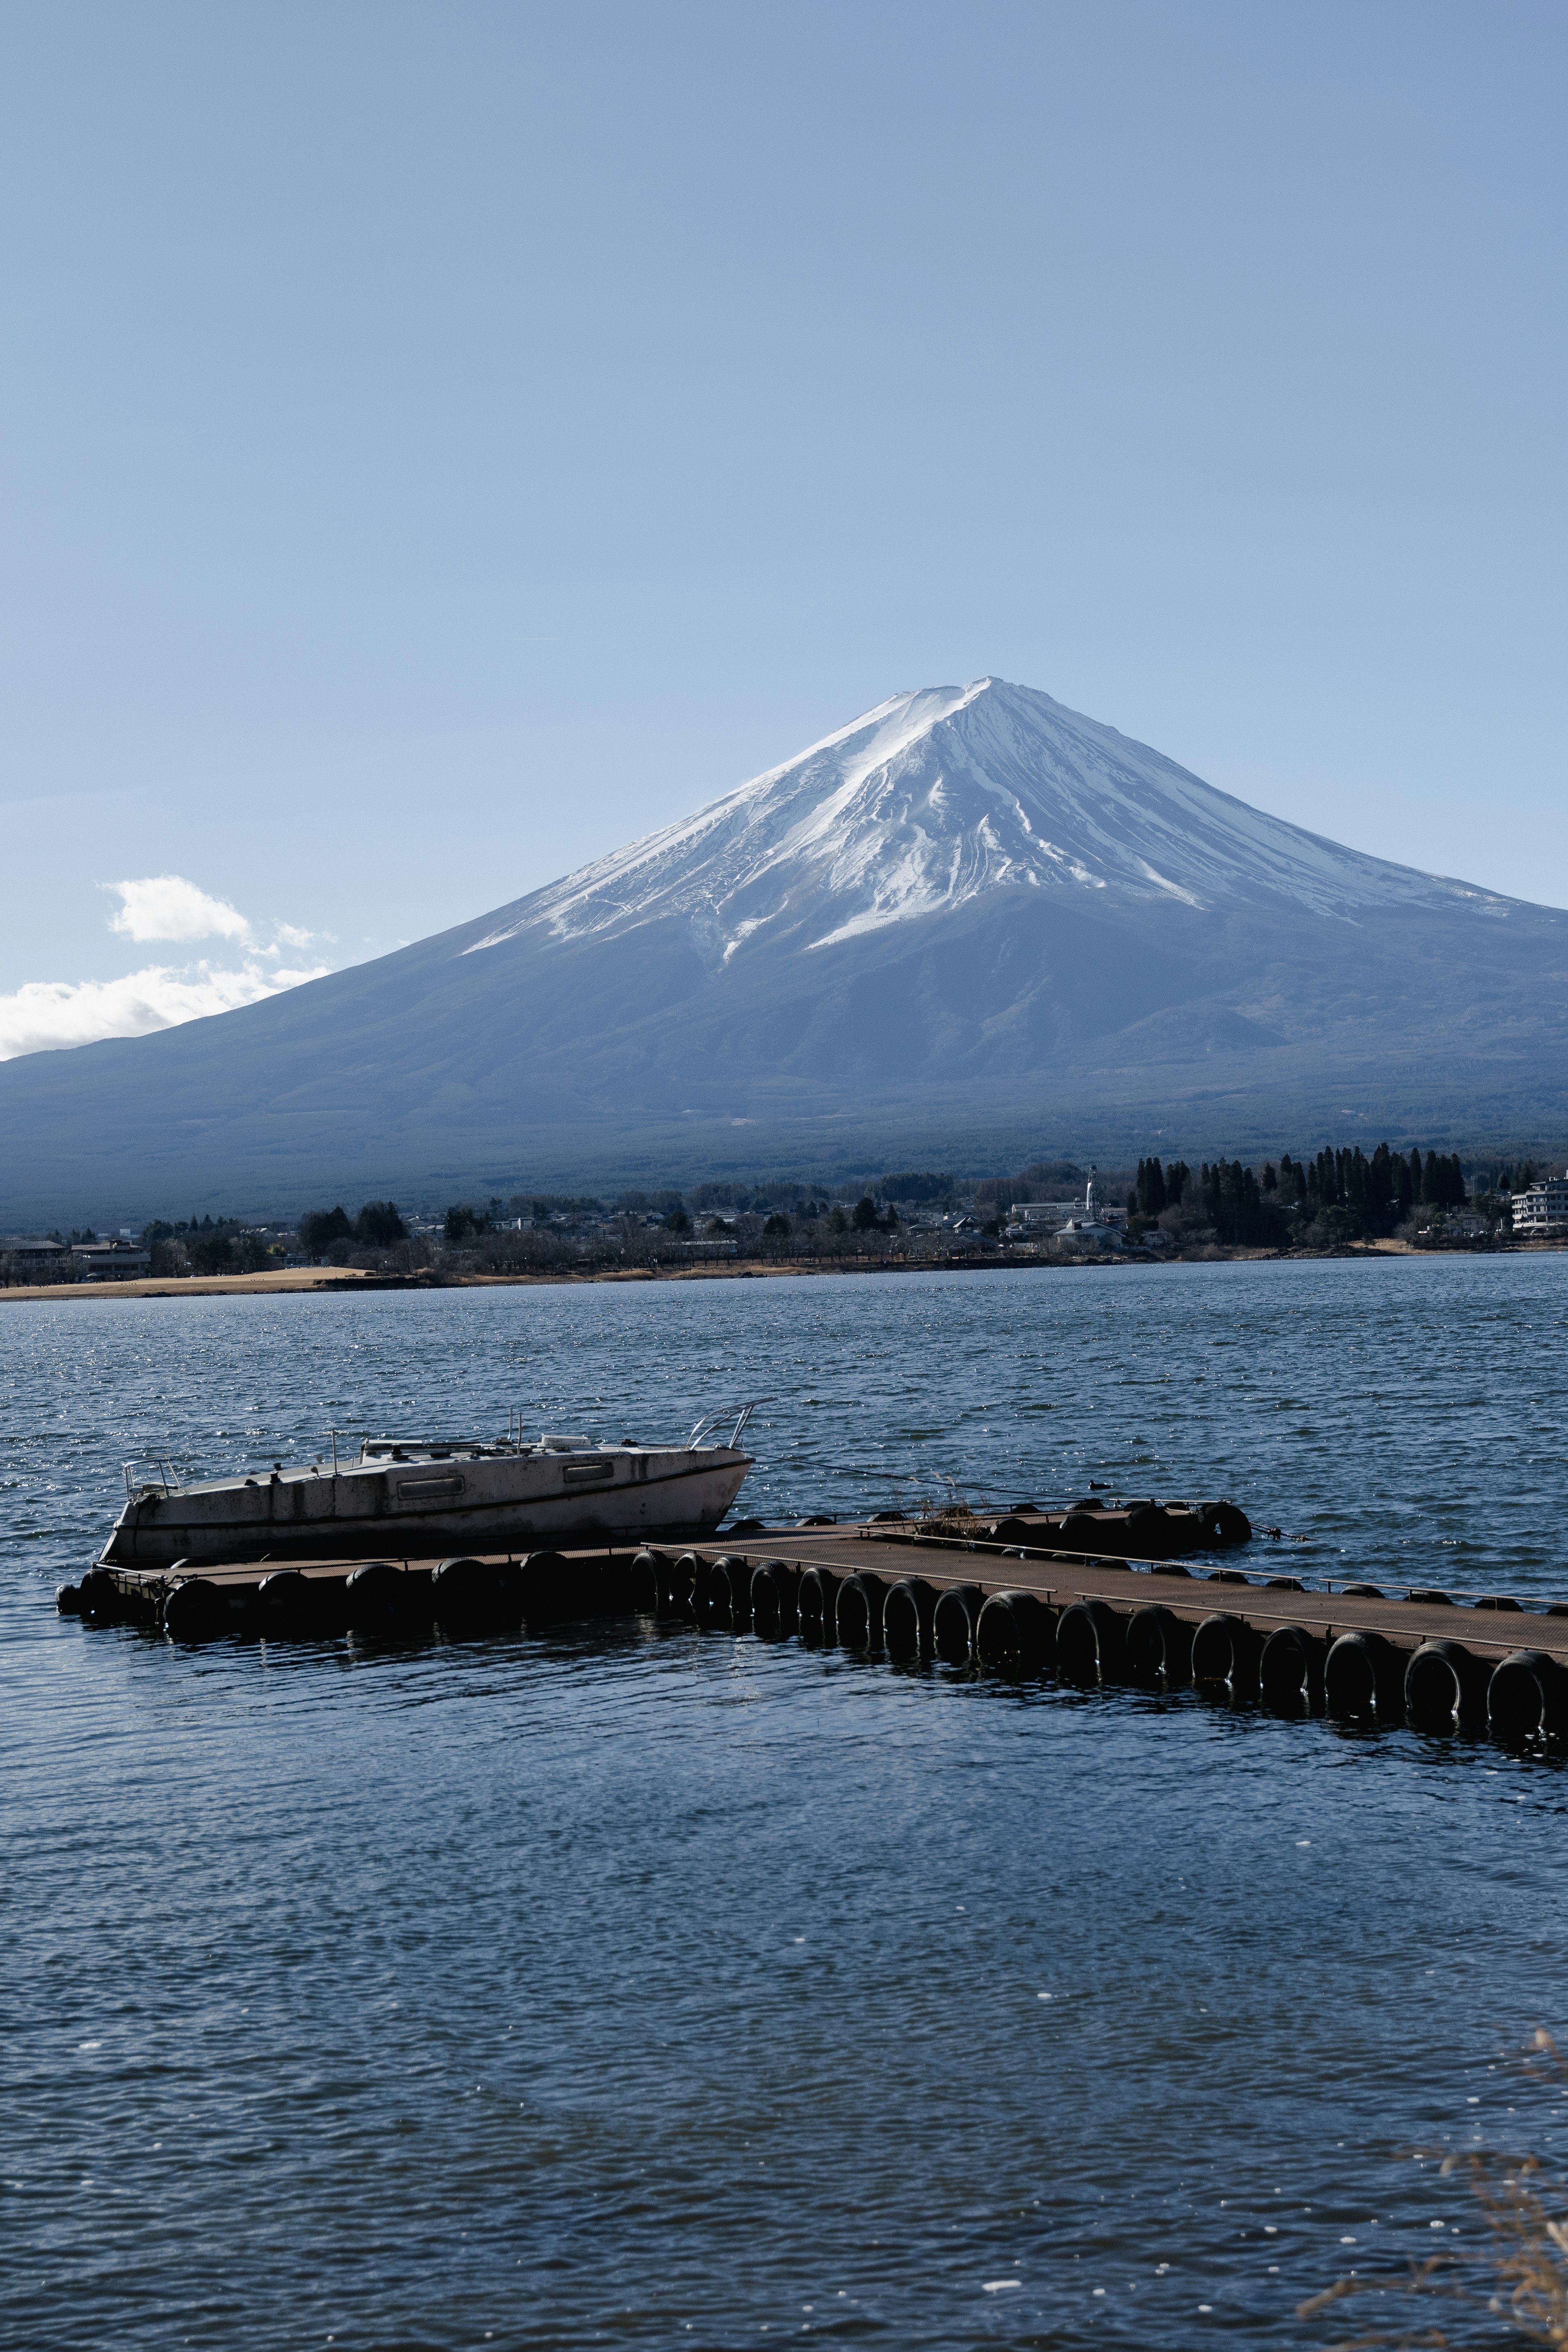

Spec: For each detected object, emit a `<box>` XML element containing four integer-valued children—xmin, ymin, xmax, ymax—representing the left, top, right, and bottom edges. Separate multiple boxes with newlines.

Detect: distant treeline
<box><xmin>114</xmin><ymin>1148</ymin><xmax>1548</xmax><ymax>1272</ymax></box>
<box><xmin>1131</xmin><ymin>1143</ymin><xmax>1474</xmax><ymax>1246</ymax></box>
<box><xmin>299</xmin><ymin>1202</ymin><xmax>408</xmax><ymax>1252</ymax></box>
<box><xmin>141</xmin><ymin>1212</ymin><xmax>284</xmax><ymax>1276</ymax></box>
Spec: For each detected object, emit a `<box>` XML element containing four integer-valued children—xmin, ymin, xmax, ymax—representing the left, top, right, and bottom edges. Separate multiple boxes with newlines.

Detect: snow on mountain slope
<box><xmin>466</xmin><ymin>676</ymin><xmax>1512</xmax><ymax>971</ymax></box>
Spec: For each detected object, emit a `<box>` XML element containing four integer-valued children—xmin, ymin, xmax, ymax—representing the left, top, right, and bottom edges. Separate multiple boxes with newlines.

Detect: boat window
<box><xmin>394</xmin><ymin>1473</ymin><xmax>466</xmax><ymax>1503</ymax></box>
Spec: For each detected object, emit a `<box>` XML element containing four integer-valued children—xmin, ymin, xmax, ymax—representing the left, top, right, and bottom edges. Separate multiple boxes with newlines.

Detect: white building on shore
<box><xmin>1512</xmin><ymin>1178</ymin><xmax>1568</xmax><ymax>1234</ymax></box>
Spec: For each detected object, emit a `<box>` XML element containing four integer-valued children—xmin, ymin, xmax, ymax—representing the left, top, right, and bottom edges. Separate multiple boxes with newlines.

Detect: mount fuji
<box><xmin>3</xmin><ymin>677</ymin><xmax>1566</xmax><ymax>1221</ymax></box>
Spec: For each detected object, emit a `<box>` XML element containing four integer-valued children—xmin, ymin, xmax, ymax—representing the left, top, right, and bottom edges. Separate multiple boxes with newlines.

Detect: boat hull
<box><xmin>98</xmin><ymin>1447</ymin><xmax>752</xmax><ymax>1569</ymax></box>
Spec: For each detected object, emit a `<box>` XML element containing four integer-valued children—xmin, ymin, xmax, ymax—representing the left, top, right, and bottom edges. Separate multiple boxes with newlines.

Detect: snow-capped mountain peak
<box><xmin>466</xmin><ymin>677</ymin><xmax>1512</xmax><ymax>970</ymax></box>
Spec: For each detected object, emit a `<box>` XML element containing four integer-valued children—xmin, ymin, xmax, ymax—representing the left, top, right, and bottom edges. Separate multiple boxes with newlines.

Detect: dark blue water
<box><xmin>5</xmin><ymin>1258</ymin><xmax>1568</xmax><ymax>2349</ymax></box>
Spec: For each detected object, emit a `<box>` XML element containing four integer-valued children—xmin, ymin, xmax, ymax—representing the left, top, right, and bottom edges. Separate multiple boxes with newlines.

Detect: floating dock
<box><xmin>60</xmin><ymin>1511</ymin><xmax>1568</xmax><ymax>1743</ymax></box>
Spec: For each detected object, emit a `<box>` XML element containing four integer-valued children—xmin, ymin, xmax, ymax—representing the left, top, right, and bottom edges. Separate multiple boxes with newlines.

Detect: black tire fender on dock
<box><xmin>345</xmin><ymin>1559</ymin><xmax>410</xmax><ymax>1630</ymax></box>
<box><xmin>975</xmin><ymin>1589</ymin><xmax>1054</xmax><ymax>1672</ymax></box>
<box><xmin>629</xmin><ymin>1546</ymin><xmax>662</xmax><ymax>1606</ymax></box>
<box><xmin>707</xmin><ymin>1554</ymin><xmax>753</xmax><ymax>1630</ymax></box>
<box><xmin>881</xmin><ymin>1577</ymin><xmax>936</xmax><ymax>1659</ymax></box>
<box><xmin>163</xmin><ymin>1577</ymin><xmax>225</xmax><ymax>1641</ymax></box>
<box><xmin>1123</xmin><ymin>1504</ymin><xmax>1173</xmax><ymax>1561</ymax></box>
<box><xmin>1058</xmin><ymin>1513</ymin><xmax>1102</xmax><ymax>1555</ymax></box>
<box><xmin>432</xmin><ymin>1555</ymin><xmax>503</xmax><ymax>1622</ymax></box>
<box><xmin>1202</xmin><ymin>1501</ymin><xmax>1253</xmax><ymax>1548</ymax></box>
<box><xmin>748</xmin><ymin>1559</ymin><xmax>800</xmax><ymax>1637</ymax></box>
<box><xmin>1487</xmin><ymin>1648</ymin><xmax>1567</xmax><ymax>1742</ymax></box>
<box><xmin>662</xmin><ymin>1548</ymin><xmax>697</xmax><ymax>1616</ymax></box>
<box><xmin>517</xmin><ymin>1550</ymin><xmax>569</xmax><ymax>1627</ymax></box>
<box><xmin>1191</xmin><ymin>1612</ymin><xmax>1263</xmax><ymax>1693</ymax></box>
<box><xmin>1055</xmin><ymin>1597</ymin><xmax>1127</xmax><ymax>1681</ymax></box>
<box><xmin>1126</xmin><ymin>1604</ymin><xmax>1189</xmax><ymax>1684</ymax></box>
<box><xmin>630</xmin><ymin>1547</ymin><xmax>675</xmax><ymax>1615</ymax></box>
<box><xmin>835</xmin><ymin>1572</ymin><xmax>886</xmax><ymax>1651</ymax></box>
<box><xmin>1323</xmin><ymin>1629</ymin><xmax>1404</xmax><ymax>1721</ymax></box>
<box><xmin>77</xmin><ymin>1566</ymin><xmax>121</xmax><ymax>1621</ymax></box>
<box><xmin>667</xmin><ymin>1551</ymin><xmax>704</xmax><ymax>1615</ymax></box>
<box><xmin>689</xmin><ymin>1555</ymin><xmax>726</xmax><ymax>1627</ymax></box>
<box><xmin>796</xmin><ymin>1566</ymin><xmax>841</xmax><ymax>1643</ymax></box>
<box><xmin>56</xmin><ymin>1582</ymin><xmax>82</xmax><ymax>1614</ymax></box>
<box><xmin>932</xmin><ymin>1582</ymin><xmax>987</xmax><ymax>1665</ymax></box>
<box><xmin>1405</xmin><ymin>1638</ymin><xmax>1487</xmax><ymax>1734</ymax></box>
<box><xmin>1258</xmin><ymin>1623</ymin><xmax>1322</xmax><ymax>1711</ymax></box>
<box><xmin>256</xmin><ymin>1568</ymin><xmax>316</xmax><ymax>1633</ymax></box>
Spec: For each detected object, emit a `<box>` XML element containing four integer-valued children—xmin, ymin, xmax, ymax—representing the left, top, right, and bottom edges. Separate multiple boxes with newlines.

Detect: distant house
<box><xmin>1512</xmin><ymin>1180</ymin><xmax>1568</xmax><ymax>1234</ymax></box>
<box><xmin>1007</xmin><ymin>1201</ymin><xmax>1080</xmax><ymax>1233</ymax></box>
<box><xmin>0</xmin><ymin>1236</ymin><xmax>73</xmax><ymax>1283</ymax></box>
<box><xmin>69</xmin><ymin>1240</ymin><xmax>151</xmax><ymax>1280</ymax></box>
<box><xmin>1007</xmin><ymin>1172</ymin><xmax>1126</xmax><ymax>1240</ymax></box>
<box><xmin>1055</xmin><ymin>1215</ymin><xmax>1126</xmax><ymax>1250</ymax></box>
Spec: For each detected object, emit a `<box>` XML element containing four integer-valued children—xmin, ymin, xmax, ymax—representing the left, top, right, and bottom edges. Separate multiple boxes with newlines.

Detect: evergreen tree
<box><xmin>301</xmin><ymin>1205</ymin><xmax>354</xmax><ymax>1254</ymax></box>
<box><xmin>354</xmin><ymin>1201</ymin><xmax>407</xmax><ymax>1246</ymax></box>
<box><xmin>443</xmin><ymin>1203</ymin><xmax>490</xmax><ymax>1243</ymax></box>
<box><xmin>1198</xmin><ymin>1159</ymin><xmax>1288</xmax><ymax>1247</ymax></box>
<box><xmin>1368</xmin><ymin>1142</ymin><xmax>1390</xmax><ymax>1220</ymax></box>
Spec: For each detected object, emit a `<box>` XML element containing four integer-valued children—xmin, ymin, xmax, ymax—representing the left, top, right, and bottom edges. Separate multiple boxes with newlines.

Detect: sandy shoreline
<box><xmin>3</xmin><ymin>1236</ymin><xmax>1537</xmax><ymax>1305</ymax></box>
<box><xmin>2</xmin><ymin>1258</ymin><xmax>989</xmax><ymax>1303</ymax></box>
<box><xmin>0</xmin><ymin>1259</ymin><xmax>933</xmax><ymax>1303</ymax></box>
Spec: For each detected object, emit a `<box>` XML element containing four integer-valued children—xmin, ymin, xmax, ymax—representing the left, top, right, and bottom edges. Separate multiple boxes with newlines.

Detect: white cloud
<box><xmin>0</xmin><ymin>958</ymin><xmax>331</xmax><ymax>1062</ymax></box>
<box><xmin>103</xmin><ymin>874</ymin><xmax>252</xmax><ymax>944</ymax></box>
<box><xmin>0</xmin><ymin>875</ymin><xmax>337</xmax><ymax>1059</ymax></box>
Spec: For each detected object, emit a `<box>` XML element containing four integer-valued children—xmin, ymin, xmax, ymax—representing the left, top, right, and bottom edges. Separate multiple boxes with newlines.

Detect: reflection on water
<box><xmin>4</xmin><ymin>1260</ymin><xmax>1568</xmax><ymax>2347</ymax></box>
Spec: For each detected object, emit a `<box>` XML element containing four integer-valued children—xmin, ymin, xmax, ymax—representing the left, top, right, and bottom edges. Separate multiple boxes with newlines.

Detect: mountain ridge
<box><xmin>463</xmin><ymin>677</ymin><xmax>1518</xmax><ymax>969</ymax></box>
<box><xmin>0</xmin><ymin>676</ymin><xmax>1564</xmax><ymax>1223</ymax></box>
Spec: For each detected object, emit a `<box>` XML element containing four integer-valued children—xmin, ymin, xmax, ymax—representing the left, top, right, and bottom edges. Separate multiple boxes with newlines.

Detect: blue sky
<box><xmin>3</xmin><ymin>1</ymin><xmax>1566</xmax><ymax>1048</ymax></box>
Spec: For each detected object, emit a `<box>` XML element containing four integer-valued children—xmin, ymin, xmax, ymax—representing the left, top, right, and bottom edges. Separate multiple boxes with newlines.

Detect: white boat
<box><xmin>98</xmin><ymin>1405</ymin><xmax>762</xmax><ymax>1570</ymax></box>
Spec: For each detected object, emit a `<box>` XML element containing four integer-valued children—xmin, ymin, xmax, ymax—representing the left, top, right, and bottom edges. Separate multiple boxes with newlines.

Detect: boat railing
<box><xmin>686</xmin><ymin>1397</ymin><xmax>773</xmax><ymax>1452</ymax></box>
<box><xmin>122</xmin><ymin>1459</ymin><xmax>176</xmax><ymax>1502</ymax></box>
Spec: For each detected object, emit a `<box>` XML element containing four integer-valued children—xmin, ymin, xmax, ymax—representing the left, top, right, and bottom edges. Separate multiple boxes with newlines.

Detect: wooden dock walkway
<box><xmin>61</xmin><ymin>1512</ymin><xmax>1568</xmax><ymax>1742</ymax></box>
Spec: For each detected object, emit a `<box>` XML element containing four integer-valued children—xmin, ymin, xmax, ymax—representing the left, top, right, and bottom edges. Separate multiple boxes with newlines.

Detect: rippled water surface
<box><xmin>6</xmin><ymin>1258</ymin><xmax>1568</xmax><ymax>2350</ymax></box>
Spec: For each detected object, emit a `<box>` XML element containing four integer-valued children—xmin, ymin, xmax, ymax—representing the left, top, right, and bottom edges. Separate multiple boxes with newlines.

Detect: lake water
<box><xmin>5</xmin><ymin>1256</ymin><xmax>1568</xmax><ymax>2349</ymax></box>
